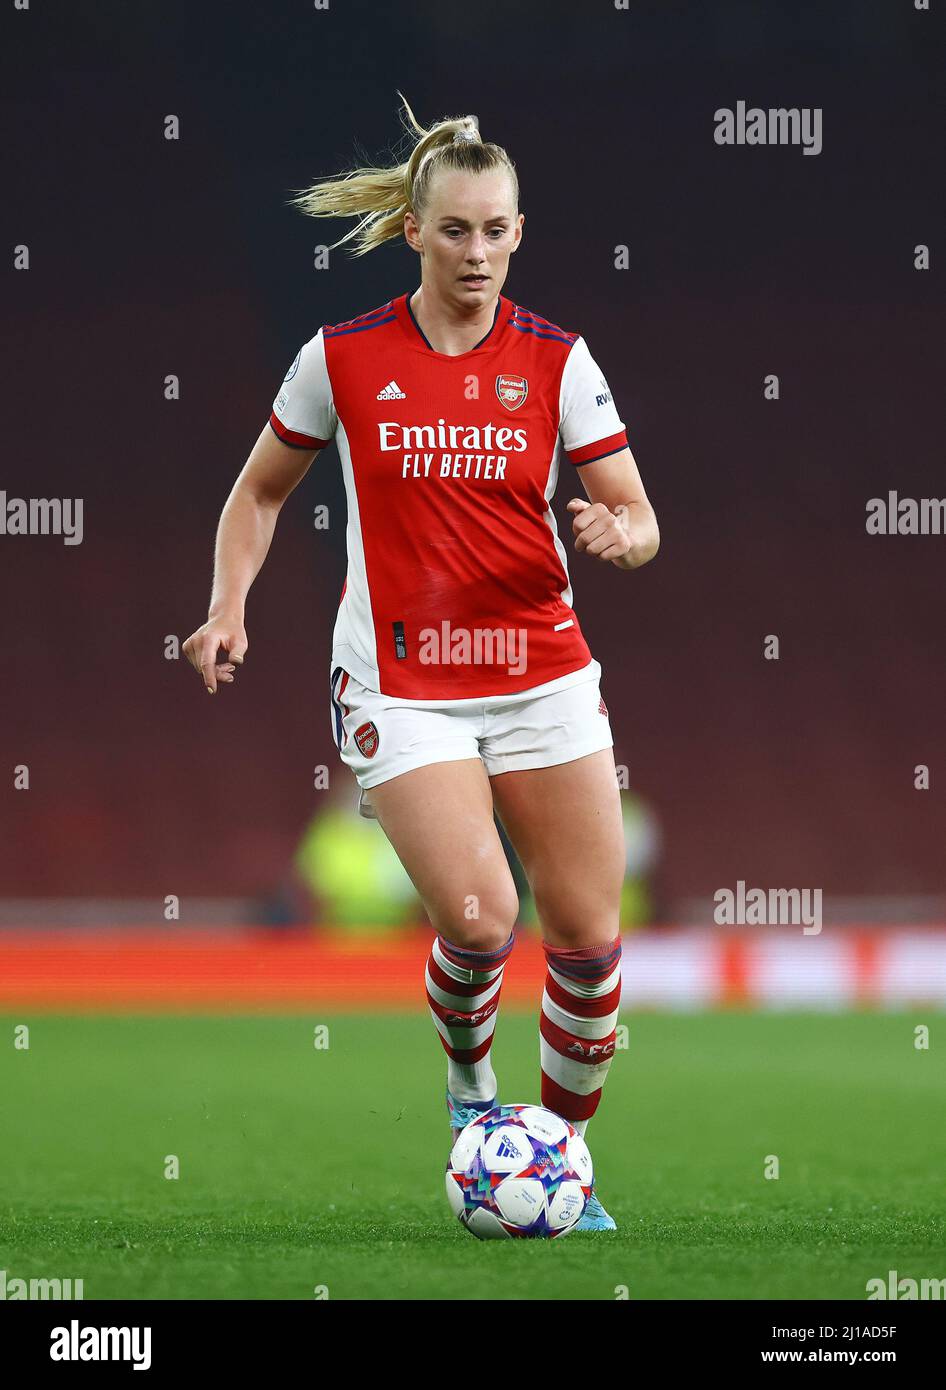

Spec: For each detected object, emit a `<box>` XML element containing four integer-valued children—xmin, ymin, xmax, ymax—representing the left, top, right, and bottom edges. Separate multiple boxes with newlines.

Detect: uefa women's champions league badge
<box><xmin>283</xmin><ymin>349</ymin><xmax>302</xmax><ymax>383</ymax></box>
<box><xmin>495</xmin><ymin>374</ymin><xmax>528</xmax><ymax>410</ymax></box>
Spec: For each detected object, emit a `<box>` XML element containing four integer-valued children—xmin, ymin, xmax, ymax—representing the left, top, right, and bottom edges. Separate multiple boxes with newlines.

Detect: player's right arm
<box><xmin>184</xmin><ymin>328</ymin><xmax>337</xmax><ymax>694</ymax></box>
<box><xmin>182</xmin><ymin>425</ymin><xmax>321</xmax><ymax>693</ymax></box>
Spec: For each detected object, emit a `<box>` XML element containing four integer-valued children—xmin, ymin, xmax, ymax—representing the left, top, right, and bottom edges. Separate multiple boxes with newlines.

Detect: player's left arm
<box><xmin>566</xmin><ymin>447</ymin><xmax>660</xmax><ymax>571</ymax></box>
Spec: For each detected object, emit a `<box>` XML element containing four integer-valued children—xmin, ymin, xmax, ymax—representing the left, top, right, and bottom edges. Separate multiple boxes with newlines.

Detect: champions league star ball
<box><xmin>445</xmin><ymin>1104</ymin><xmax>593</xmax><ymax>1239</ymax></box>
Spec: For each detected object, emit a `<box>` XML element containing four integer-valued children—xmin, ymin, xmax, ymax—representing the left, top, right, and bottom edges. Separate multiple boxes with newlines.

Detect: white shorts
<box><xmin>329</xmin><ymin>660</ymin><xmax>614</xmax><ymax>794</ymax></box>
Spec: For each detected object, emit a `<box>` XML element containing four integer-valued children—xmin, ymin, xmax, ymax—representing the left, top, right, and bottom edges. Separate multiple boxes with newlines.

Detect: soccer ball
<box><xmin>445</xmin><ymin>1103</ymin><xmax>593</xmax><ymax>1239</ymax></box>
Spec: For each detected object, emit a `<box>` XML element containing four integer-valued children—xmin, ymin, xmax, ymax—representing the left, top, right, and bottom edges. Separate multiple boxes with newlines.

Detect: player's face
<box><xmin>411</xmin><ymin>169</ymin><xmax>523</xmax><ymax>308</ymax></box>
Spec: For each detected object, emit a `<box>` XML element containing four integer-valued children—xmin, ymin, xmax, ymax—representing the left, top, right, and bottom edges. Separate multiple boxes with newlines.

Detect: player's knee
<box><xmin>431</xmin><ymin>885</ymin><xmax>518</xmax><ymax>954</ymax></box>
<box><xmin>533</xmin><ymin>883</ymin><xmax>619</xmax><ymax>944</ymax></box>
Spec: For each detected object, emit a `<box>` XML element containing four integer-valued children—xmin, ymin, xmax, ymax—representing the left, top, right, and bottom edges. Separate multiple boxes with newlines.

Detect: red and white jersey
<box><xmin>269</xmin><ymin>292</ymin><xmax>628</xmax><ymax>700</ymax></box>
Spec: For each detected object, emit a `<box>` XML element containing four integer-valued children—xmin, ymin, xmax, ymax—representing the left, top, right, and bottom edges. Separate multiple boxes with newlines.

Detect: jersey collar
<box><xmin>394</xmin><ymin>291</ymin><xmax>514</xmax><ymax>359</ymax></box>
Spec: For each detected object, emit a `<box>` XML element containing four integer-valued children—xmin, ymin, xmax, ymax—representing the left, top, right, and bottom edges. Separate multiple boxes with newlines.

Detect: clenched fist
<box><xmin>566</xmin><ymin>498</ymin><xmax>634</xmax><ymax>565</ymax></box>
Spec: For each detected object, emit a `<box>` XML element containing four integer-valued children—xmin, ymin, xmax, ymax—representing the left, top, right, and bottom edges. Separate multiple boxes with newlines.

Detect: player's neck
<box><xmin>409</xmin><ymin>285</ymin><xmax>499</xmax><ymax>356</ymax></box>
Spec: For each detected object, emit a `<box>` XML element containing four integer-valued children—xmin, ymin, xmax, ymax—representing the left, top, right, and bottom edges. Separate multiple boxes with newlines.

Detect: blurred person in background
<box><xmin>515</xmin><ymin>782</ymin><xmax>660</xmax><ymax>930</ymax></box>
<box><xmin>292</xmin><ymin>778</ymin><xmax>421</xmax><ymax>931</ymax></box>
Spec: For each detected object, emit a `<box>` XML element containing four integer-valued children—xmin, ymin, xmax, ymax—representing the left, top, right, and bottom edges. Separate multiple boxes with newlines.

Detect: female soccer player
<box><xmin>183</xmin><ymin>98</ymin><xmax>659</xmax><ymax>1231</ymax></box>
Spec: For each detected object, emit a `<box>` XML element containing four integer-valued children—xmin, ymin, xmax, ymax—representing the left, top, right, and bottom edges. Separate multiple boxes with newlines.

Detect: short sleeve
<box><xmin>269</xmin><ymin>328</ymin><xmax>337</xmax><ymax>450</ymax></box>
<box><xmin>559</xmin><ymin>336</ymin><xmax>628</xmax><ymax>466</ymax></box>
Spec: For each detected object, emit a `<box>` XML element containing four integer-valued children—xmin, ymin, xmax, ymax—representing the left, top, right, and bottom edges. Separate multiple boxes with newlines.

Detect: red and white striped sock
<box><xmin>425</xmin><ymin>933</ymin><xmax>514</xmax><ymax>1103</ymax></box>
<box><xmin>540</xmin><ymin>936</ymin><xmax>623</xmax><ymax>1135</ymax></box>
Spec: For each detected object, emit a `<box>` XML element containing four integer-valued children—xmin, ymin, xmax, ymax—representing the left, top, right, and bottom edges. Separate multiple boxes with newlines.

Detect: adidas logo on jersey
<box><xmin>376</xmin><ymin>380</ymin><xmax>406</xmax><ymax>400</ymax></box>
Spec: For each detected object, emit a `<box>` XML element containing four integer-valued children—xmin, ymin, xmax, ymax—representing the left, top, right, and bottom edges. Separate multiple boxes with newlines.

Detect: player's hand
<box><xmin>566</xmin><ymin>498</ymin><xmax>633</xmax><ymax>564</ymax></box>
<box><xmin>182</xmin><ymin>616</ymin><xmax>248</xmax><ymax>694</ymax></box>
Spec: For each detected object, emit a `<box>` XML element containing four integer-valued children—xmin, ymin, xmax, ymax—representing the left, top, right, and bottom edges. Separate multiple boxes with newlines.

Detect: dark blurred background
<box><xmin>2</xmin><ymin>0</ymin><xmax>944</xmax><ymax>926</ymax></box>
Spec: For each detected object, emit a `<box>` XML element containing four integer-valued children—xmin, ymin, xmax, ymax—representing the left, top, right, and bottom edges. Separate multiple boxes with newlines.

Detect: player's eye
<box><xmin>443</xmin><ymin>227</ymin><xmax>507</xmax><ymax>237</ymax></box>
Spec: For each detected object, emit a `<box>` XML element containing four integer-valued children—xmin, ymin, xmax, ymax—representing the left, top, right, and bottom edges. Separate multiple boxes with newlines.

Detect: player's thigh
<box><xmin>489</xmin><ymin>749</ymin><xmax>624</xmax><ymax>945</ymax></box>
<box><xmin>368</xmin><ymin>758</ymin><xmax>519</xmax><ymax>950</ymax></box>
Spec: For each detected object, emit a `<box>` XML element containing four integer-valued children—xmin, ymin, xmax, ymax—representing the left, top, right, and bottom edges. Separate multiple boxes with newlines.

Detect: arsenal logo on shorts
<box><xmin>354</xmin><ymin>720</ymin><xmax>380</xmax><ymax>759</ymax></box>
<box><xmin>495</xmin><ymin>374</ymin><xmax>528</xmax><ymax>410</ymax></box>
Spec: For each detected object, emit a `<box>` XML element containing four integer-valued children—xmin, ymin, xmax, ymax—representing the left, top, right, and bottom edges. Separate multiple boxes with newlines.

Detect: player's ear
<box><xmin>403</xmin><ymin>211</ymin><xmax>423</xmax><ymax>253</ymax></box>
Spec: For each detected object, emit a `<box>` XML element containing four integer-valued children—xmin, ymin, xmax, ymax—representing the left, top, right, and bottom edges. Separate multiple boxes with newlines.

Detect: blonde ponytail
<box><xmin>287</xmin><ymin>93</ymin><xmax>518</xmax><ymax>257</ymax></box>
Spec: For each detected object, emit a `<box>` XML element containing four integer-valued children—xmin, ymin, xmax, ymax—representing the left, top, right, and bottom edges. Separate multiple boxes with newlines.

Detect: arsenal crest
<box><xmin>354</xmin><ymin>720</ymin><xmax>380</xmax><ymax>759</ymax></box>
<box><xmin>495</xmin><ymin>374</ymin><xmax>528</xmax><ymax>410</ymax></box>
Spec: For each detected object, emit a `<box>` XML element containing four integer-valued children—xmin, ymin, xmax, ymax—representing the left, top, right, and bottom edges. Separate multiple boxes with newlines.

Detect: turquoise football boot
<box><xmin>446</xmin><ymin>1090</ymin><xmax>496</xmax><ymax>1147</ymax></box>
<box><xmin>573</xmin><ymin>1189</ymin><xmax>617</xmax><ymax>1232</ymax></box>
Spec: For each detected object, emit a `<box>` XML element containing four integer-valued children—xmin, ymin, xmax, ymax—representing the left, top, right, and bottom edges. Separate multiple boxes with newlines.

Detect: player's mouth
<box><xmin>460</xmin><ymin>274</ymin><xmax>489</xmax><ymax>287</ymax></box>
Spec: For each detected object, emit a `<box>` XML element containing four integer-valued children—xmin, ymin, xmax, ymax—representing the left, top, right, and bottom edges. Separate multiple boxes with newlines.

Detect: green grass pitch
<box><xmin>1</xmin><ymin>1011</ymin><xmax>943</xmax><ymax>1300</ymax></box>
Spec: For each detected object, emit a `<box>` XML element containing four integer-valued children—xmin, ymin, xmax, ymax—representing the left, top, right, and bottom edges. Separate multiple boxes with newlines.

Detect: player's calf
<box><xmin>425</xmin><ymin>932</ymin><xmax>515</xmax><ymax>1137</ymax></box>
<box><xmin>539</xmin><ymin>936</ymin><xmax>622</xmax><ymax>1230</ymax></box>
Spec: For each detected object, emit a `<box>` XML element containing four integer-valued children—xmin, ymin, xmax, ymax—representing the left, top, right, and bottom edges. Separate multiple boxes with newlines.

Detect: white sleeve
<box><xmin>269</xmin><ymin>328</ymin><xmax>337</xmax><ymax>449</ymax></box>
<box><xmin>558</xmin><ymin>336</ymin><xmax>628</xmax><ymax>466</ymax></box>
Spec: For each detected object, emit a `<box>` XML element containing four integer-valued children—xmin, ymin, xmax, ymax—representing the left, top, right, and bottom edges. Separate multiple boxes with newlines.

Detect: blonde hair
<box><xmin>287</xmin><ymin>93</ymin><xmax>519</xmax><ymax>257</ymax></box>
